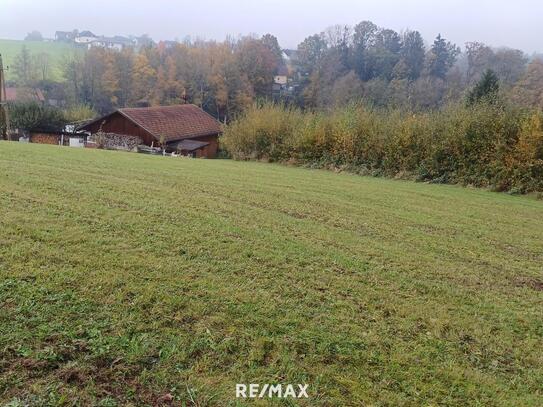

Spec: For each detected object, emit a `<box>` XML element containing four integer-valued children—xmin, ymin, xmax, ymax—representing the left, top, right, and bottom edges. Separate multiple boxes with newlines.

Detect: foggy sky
<box><xmin>1</xmin><ymin>0</ymin><xmax>542</xmax><ymax>53</ymax></box>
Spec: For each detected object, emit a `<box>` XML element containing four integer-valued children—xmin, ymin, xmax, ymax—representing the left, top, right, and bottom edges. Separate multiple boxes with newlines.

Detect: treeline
<box><xmin>295</xmin><ymin>22</ymin><xmax>542</xmax><ymax>110</ymax></box>
<box><xmin>61</xmin><ymin>36</ymin><xmax>284</xmax><ymax>121</ymax></box>
<box><xmin>11</xmin><ymin>35</ymin><xmax>284</xmax><ymax>122</ymax></box>
<box><xmin>7</xmin><ymin>21</ymin><xmax>543</xmax><ymax>120</ymax></box>
<box><xmin>223</xmin><ymin>101</ymin><xmax>543</xmax><ymax>194</ymax></box>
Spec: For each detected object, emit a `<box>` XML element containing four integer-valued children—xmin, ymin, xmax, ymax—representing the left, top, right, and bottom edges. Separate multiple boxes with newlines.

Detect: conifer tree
<box><xmin>467</xmin><ymin>69</ymin><xmax>500</xmax><ymax>105</ymax></box>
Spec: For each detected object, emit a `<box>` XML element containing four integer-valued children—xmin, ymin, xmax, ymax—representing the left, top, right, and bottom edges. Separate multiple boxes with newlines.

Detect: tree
<box><xmin>34</xmin><ymin>52</ymin><xmax>50</xmax><ymax>81</ymax></box>
<box><xmin>116</xmin><ymin>49</ymin><xmax>135</xmax><ymax>106</ymax></box>
<box><xmin>392</xmin><ymin>59</ymin><xmax>409</xmax><ymax>80</ymax></box>
<box><xmin>368</xmin><ymin>28</ymin><xmax>402</xmax><ymax>80</ymax></box>
<box><xmin>80</xmin><ymin>48</ymin><xmax>108</xmax><ymax>112</ymax></box>
<box><xmin>352</xmin><ymin>21</ymin><xmax>378</xmax><ymax>80</ymax></box>
<box><xmin>324</xmin><ymin>25</ymin><xmax>352</xmax><ymax>69</ymax></box>
<box><xmin>235</xmin><ymin>37</ymin><xmax>279</xmax><ymax>98</ymax></box>
<box><xmin>174</xmin><ymin>45</ymin><xmax>211</xmax><ymax>108</ymax></box>
<box><xmin>426</xmin><ymin>34</ymin><xmax>460</xmax><ymax>79</ymax></box>
<box><xmin>467</xmin><ymin>69</ymin><xmax>500</xmax><ymax>105</ymax></box>
<box><xmin>62</xmin><ymin>53</ymin><xmax>84</xmax><ymax>106</ymax></box>
<box><xmin>63</xmin><ymin>104</ymin><xmax>97</xmax><ymax>123</ymax></box>
<box><xmin>409</xmin><ymin>76</ymin><xmax>447</xmax><ymax>109</ymax></box>
<box><xmin>297</xmin><ymin>34</ymin><xmax>327</xmax><ymax>75</ymax></box>
<box><xmin>465</xmin><ymin>42</ymin><xmax>495</xmax><ymax>82</ymax></box>
<box><xmin>303</xmin><ymin>50</ymin><xmax>348</xmax><ymax>108</ymax></box>
<box><xmin>12</xmin><ymin>46</ymin><xmax>36</xmax><ymax>85</ymax></box>
<box><xmin>154</xmin><ymin>54</ymin><xmax>185</xmax><ymax>105</ymax></box>
<box><xmin>353</xmin><ymin>21</ymin><xmax>378</xmax><ymax>50</ymax></box>
<box><xmin>131</xmin><ymin>53</ymin><xmax>157</xmax><ymax>103</ymax></box>
<box><xmin>260</xmin><ymin>34</ymin><xmax>283</xmax><ymax>63</ymax></box>
<box><xmin>330</xmin><ymin>71</ymin><xmax>363</xmax><ymax>106</ymax></box>
<box><xmin>387</xmin><ymin>78</ymin><xmax>410</xmax><ymax>107</ymax></box>
<box><xmin>101</xmin><ymin>51</ymin><xmax>121</xmax><ymax>108</ymax></box>
<box><xmin>511</xmin><ymin>59</ymin><xmax>543</xmax><ymax>108</ymax></box>
<box><xmin>400</xmin><ymin>30</ymin><xmax>425</xmax><ymax>80</ymax></box>
<box><xmin>9</xmin><ymin>102</ymin><xmax>66</xmax><ymax>132</ymax></box>
<box><xmin>25</xmin><ymin>31</ymin><xmax>43</xmax><ymax>41</ymax></box>
<box><xmin>208</xmin><ymin>42</ymin><xmax>253</xmax><ymax>122</ymax></box>
<box><xmin>493</xmin><ymin>48</ymin><xmax>527</xmax><ymax>85</ymax></box>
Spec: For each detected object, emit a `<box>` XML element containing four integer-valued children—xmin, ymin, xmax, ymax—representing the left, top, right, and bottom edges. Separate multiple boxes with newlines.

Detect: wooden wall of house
<box><xmin>85</xmin><ymin>113</ymin><xmax>155</xmax><ymax>145</ymax></box>
<box><xmin>191</xmin><ymin>134</ymin><xmax>219</xmax><ymax>158</ymax></box>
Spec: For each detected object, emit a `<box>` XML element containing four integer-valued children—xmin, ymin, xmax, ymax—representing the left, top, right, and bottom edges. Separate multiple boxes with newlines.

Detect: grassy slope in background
<box><xmin>0</xmin><ymin>142</ymin><xmax>542</xmax><ymax>406</ymax></box>
<box><xmin>0</xmin><ymin>39</ymin><xmax>80</xmax><ymax>81</ymax></box>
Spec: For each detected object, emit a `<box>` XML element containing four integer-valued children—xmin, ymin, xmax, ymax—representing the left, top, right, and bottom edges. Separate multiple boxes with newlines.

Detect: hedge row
<box><xmin>223</xmin><ymin>103</ymin><xmax>543</xmax><ymax>194</ymax></box>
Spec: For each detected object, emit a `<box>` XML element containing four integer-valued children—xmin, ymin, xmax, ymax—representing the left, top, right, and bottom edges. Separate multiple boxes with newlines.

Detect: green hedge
<box><xmin>223</xmin><ymin>103</ymin><xmax>543</xmax><ymax>194</ymax></box>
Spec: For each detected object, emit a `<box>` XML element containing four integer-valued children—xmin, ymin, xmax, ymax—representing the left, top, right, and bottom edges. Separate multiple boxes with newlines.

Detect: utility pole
<box><xmin>0</xmin><ymin>53</ymin><xmax>11</xmax><ymax>141</ymax></box>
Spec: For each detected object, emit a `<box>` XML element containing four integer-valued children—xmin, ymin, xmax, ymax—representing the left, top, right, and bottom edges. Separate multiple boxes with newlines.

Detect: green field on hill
<box><xmin>0</xmin><ymin>39</ymin><xmax>80</xmax><ymax>81</ymax></box>
<box><xmin>1</xmin><ymin>142</ymin><xmax>542</xmax><ymax>406</ymax></box>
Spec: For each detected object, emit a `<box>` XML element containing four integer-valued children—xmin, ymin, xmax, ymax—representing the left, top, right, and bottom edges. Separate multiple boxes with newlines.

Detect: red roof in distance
<box><xmin>4</xmin><ymin>87</ymin><xmax>45</xmax><ymax>103</ymax></box>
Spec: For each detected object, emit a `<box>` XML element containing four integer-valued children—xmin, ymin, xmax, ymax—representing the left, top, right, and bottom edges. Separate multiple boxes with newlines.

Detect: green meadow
<box><xmin>0</xmin><ymin>142</ymin><xmax>542</xmax><ymax>406</ymax></box>
<box><xmin>0</xmin><ymin>39</ymin><xmax>80</xmax><ymax>81</ymax></box>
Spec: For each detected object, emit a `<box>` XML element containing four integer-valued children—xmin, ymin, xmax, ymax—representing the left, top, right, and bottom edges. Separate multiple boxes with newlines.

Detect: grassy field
<box><xmin>0</xmin><ymin>141</ymin><xmax>542</xmax><ymax>406</ymax></box>
<box><xmin>0</xmin><ymin>39</ymin><xmax>80</xmax><ymax>81</ymax></box>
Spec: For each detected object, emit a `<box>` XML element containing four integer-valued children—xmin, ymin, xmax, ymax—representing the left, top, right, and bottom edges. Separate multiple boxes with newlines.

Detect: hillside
<box><xmin>0</xmin><ymin>39</ymin><xmax>80</xmax><ymax>81</ymax></box>
<box><xmin>0</xmin><ymin>142</ymin><xmax>542</xmax><ymax>406</ymax></box>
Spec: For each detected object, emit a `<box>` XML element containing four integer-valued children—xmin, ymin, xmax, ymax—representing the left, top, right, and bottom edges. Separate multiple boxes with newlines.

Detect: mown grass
<box><xmin>0</xmin><ymin>39</ymin><xmax>81</xmax><ymax>81</ymax></box>
<box><xmin>0</xmin><ymin>141</ymin><xmax>542</xmax><ymax>406</ymax></box>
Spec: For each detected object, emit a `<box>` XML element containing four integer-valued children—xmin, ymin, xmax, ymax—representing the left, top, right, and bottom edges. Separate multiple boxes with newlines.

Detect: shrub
<box><xmin>223</xmin><ymin>102</ymin><xmax>543</xmax><ymax>194</ymax></box>
<box><xmin>63</xmin><ymin>104</ymin><xmax>97</xmax><ymax>123</ymax></box>
<box><xmin>8</xmin><ymin>102</ymin><xmax>67</xmax><ymax>132</ymax></box>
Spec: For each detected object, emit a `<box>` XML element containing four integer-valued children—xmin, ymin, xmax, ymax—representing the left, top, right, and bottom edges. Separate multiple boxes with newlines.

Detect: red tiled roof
<box><xmin>4</xmin><ymin>87</ymin><xmax>45</xmax><ymax>102</ymax></box>
<box><xmin>118</xmin><ymin>104</ymin><xmax>221</xmax><ymax>143</ymax></box>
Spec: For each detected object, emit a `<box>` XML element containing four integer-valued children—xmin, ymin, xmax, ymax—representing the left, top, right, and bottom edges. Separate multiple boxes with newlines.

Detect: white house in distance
<box><xmin>274</xmin><ymin>65</ymin><xmax>289</xmax><ymax>86</ymax></box>
<box><xmin>89</xmin><ymin>36</ymin><xmax>133</xmax><ymax>51</ymax></box>
<box><xmin>274</xmin><ymin>74</ymin><xmax>288</xmax><ymax>86</ymax></box>
<box><xmin>74</xmin><ymin>31</ymin><xmax>134</xmax><ymax>51</ymax></box>
<box><xmin>74</xmin><ymin>30</ymin><xmax>97</xmax><ymax>45</ymax></box>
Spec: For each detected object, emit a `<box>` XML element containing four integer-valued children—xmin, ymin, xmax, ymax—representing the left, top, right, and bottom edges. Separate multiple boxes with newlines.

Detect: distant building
<box><xmin>282</xmin><ymin>49</ymin><xmax>299</xmax><ymax>63</ymax></box>
<box><xmin>274</xmin><ymin>76</ymin><xmax>288</xmax><ymax>85</ymax></box>
<box><xmin>74</xmin><ymin>30</ymin><xmax>97</xmax><ymax>45</ymax></box>
<box><xmin>54</xmin><ymin>29</ymin><xmax>156</xmax><ymax>51</ymax></box>
<box><xmin>273</xmin><ymin>65</ymin><xmax>290</xmax><ymax>98</ymax></box>
<box><xmin>55</xmin><ymin>30</ymin><xmax>78</xmax><ymax>42</ymax></box>
<box><xmin>4</xmin><ymin>87</ymin><xmax>46</xmax><ymax>104</ymax></box>
<box><xmin>89</xmin><ymin>36</ymin><xmax>133</xmax><ymax>51</ymax></box>
<box><xmin>132</xmin><ymin>35</ymin><xmax>155</xmax><ymax>49</ymax></box>
<box><xmin>275</xmin><ymin>65</ymin><xmax>290</xmax><ymax>83</ymax></box>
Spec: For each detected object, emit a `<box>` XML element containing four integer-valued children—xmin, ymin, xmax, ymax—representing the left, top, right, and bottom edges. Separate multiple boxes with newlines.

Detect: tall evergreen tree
<box><xmin>467</xmin><ymin>69</ymin><xmax>500</xmax><ymax>105</ymax></box>
<box><xmin>400</xmin><ymin>30</ymin><xmax>425</xmax><ymax>80</ymax></box>
<box><xmin>426</xmin><ymin>34</ymin><xmax>460</xmax><ymax>79</ymax></box>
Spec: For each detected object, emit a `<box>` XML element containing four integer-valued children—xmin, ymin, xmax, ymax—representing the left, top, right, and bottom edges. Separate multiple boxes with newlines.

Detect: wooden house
<box><xmin>79</xmin><ymin>105</ymin><xmax>222</xmax><ymax>158</ymax></box>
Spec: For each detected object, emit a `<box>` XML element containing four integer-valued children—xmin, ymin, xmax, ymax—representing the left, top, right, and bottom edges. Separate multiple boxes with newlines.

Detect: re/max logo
<box><xmin>236</xmin><ymin>384</ymin><xmax>309</xmax><ymax>398</ymax></box>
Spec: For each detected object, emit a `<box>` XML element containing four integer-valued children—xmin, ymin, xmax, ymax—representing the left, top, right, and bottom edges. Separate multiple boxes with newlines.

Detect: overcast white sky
<box><xmin>1</xmin><ymin>0</ymin><xmax>542</xmax><ymax>53</ymax></box>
